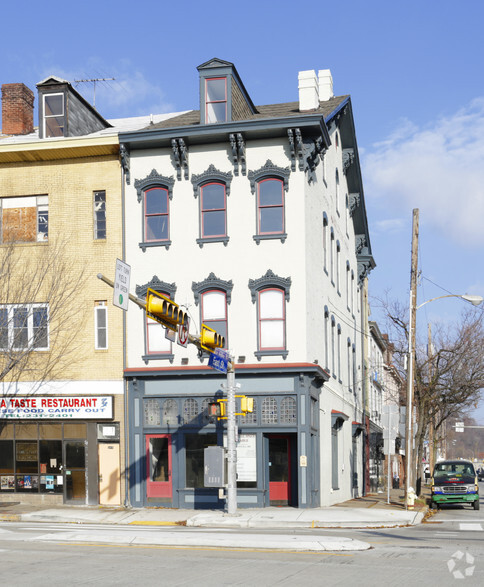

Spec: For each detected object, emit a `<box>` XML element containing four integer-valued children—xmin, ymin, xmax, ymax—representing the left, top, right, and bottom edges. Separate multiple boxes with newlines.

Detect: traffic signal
<box><xmin>240</xmin><ymin>396</ymin><xmax>254</xmax><ymax>414</ymax></box>
<box><xmin>200</xmin><ymin>323</ymin><xmax>225</xmax><ymax>352</ymax></box>
<box><xmin>208</xmin><ymin>400</ymin><xmax>226</xmax><ymax>418</ymax></box>
<box><xmin>146</xmin><ymin>288</ymin><xmax>188</xmax><ymax>332</ymax></box>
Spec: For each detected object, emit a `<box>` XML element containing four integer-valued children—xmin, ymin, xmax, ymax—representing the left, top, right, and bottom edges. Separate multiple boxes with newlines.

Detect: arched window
<box><xmin>191</xmin><ymin>165</ymin><xmax>232</xmax><ymax>247</ymax></box>
<box><xmin>249</xmin><ymin>270</ymin><xmax>291</xmax><ymax>360</ymax></box>
<box><xmin>323</xmin><ymin>212</ymin><xmax>329</xmax><ymax>273</ymax></box>
<box><xmin>136</xmin><ymin>277</ymin><xmax>176</xmax><ymax>363</ymax></box>
<box><xmin>248</xmin><ymin>160</ymin><xmax>290</xmax><ymax>244</ymax></box>
<box><xmin>162</xmin><ymin>399</ymin><xmax>178</xmax><ymax>426</ymax></box>
<box><xmin>134</xmin><ymin>170</ymin><xmax>175</xmax><ymax>251</ymax></box>
<box><xmin>201</xmin><ymin>290</ymin><xmax>228</xmax><ymax>349</ymax></box>
<box><xmin>183</xmin><ymin>399</ymin><xmax>199</xmax><ymax>425</ymax></box>
<box><xmin>200</xmin><ymin>182</ymin><xmax>226</xmax><ymax>238</ymax></box>
<box><xmin>145</xmin><ymin>187</ymin><xmax>169</xmax><ymax>242</ymax></box>
<box><xmin>281</xmin><ymin>397</ymin><xmax>297</xmax><ymax>423</ymax></box>
<box><xmin>192</xmin><ymin>273</ymin><xmax>233</xmax><ymax>351</ymax></box>
<box><xmin>262</xmin><ymin>397</ymin><xmax>278</xmax><ymax>424</ymax></box>
<box><xmin>259</xmin><ymin>288</ymin><xmax>285</xmax><ymax>352</ymax></box>
<box><xmin>257</xmin><ymin>178</ymin><xmax>284</xmax><ymax>236</ymax></box>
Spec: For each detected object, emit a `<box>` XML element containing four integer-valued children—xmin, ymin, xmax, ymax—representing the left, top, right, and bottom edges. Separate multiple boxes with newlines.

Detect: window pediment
<box><xmin>134</xmin><ymin>170</ymin><xmax>175</xmax><ymax>203</ymax></box>
<box><xmin>248</xmin><ymin>160</ymin><xmax>290</xmax><ymax>194</ymax></box>
<box><xmin>191</xmin><ymin>164</ymin><xmax>233</xmax><ymax>197</ymax></box>
<box><xmin>248</xmin><ymin>269</ymin><xmax>291</xmax><ymax>303</ymax></box>
<box><xmin>192</xmin><ymin>273</ymin><xmax>233</xmax><ymax>305</ymax></box>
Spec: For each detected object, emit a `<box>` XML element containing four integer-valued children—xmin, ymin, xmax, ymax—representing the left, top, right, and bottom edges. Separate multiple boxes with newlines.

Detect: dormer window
<box><xmin>43</xmin><ymin>93</ymin><xmax>64</xmax><ymax>137</ymax></box>
<box><xmin>205</xmin><ymin>78</ymin><xmax>227</xmax><ymax>123</ymax></box>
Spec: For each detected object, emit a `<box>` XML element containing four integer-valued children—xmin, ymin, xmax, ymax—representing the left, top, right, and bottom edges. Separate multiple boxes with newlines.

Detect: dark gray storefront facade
<box><xmin>126</xmin><ymin>365</ymin><xmax>326</xmax><ymax>509</ymax></box>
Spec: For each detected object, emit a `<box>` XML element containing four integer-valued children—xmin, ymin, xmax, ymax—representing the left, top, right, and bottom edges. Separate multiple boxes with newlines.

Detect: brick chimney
<box><xmin>1</xmin><ymin>83</ymin><xmax>34</xmax><ymax>135</ymax></box>
<box><xmin>298</xmin><ymin>70</ymin><xmax>319</xmax><ymax>111</ymax></box>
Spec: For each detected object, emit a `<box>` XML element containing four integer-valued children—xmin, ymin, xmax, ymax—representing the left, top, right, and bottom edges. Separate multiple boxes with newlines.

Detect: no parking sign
<box><xmin>177</xmin><ymin>317</ymin><xmax>190</xmax><ymax>347</ymax></box>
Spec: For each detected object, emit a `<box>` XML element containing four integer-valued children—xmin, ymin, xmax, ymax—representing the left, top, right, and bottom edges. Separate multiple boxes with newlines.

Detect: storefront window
<box><xmin>0</xmin><ymin>422</ymin><xmax>88</xmax><ymax>495</ymax></box>
<box><xmin>185</xmin><ymin>434</ymin><xmax>217</xmax><ymax>488</ymax></box>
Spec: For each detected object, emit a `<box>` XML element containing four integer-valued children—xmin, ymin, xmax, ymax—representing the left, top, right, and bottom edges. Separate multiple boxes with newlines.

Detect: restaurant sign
<box><xmin>0</xmin><ymin>396</ymin><xmax>113</xmax><ymax>419</ymax></box>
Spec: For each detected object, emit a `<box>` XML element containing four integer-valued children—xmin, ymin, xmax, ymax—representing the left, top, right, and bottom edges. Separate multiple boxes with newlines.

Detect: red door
<box><xmin>268</xmin><ymin>435</ymin><xmax>291</xmax><ymax>505</ymax></box>
<box><xmin>146</xmin><ymin>434</ymin><xmax>172</xmax><ymax>500</ymax></box>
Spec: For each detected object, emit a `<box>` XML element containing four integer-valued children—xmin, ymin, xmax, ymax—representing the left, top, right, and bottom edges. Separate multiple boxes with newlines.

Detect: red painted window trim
<box><xmin>144</xmin><ymin>187</ymin><xmax>169</xmax><ymax>242</ymax></box>
<box><xmin>258</xmin><ymin>288</ymin><xmax>286</xmax><ymax>351</ymax></box>
<box><xmin>257</xmin><ymin>178</ymin><xmax>284</xmax><ymax>235</ymax></box>
<box><xmin>205</xmin><ymin>77</ymin><xmax>227</xmax><ymax>123</ymax></box>
<box><xmin>201</xmin><ymin>182</ymin><xmax>227</xmax><ymax>238</ymax></box>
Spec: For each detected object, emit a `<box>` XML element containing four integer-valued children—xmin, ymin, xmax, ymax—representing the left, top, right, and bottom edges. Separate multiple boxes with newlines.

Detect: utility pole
<box><xmin>405</xmin><ymin>208</ymin><xmax>419</xmax><ymax>505</ymax></box>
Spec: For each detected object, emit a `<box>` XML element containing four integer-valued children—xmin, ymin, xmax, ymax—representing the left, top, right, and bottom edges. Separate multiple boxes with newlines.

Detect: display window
<box><xmin>0</xmin><ymin>422</ymin><xmax>86</xmax><ymax>494</ymax></box>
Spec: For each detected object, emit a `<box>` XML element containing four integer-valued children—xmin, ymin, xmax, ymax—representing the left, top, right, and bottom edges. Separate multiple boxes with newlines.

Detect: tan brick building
<box><xmin>0</xmin><ymin>78</ymin><xmax>127</xmax><ymax>505</ymax></box>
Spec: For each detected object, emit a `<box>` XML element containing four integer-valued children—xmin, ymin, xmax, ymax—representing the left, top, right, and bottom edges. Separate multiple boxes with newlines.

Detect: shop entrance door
<box><xmin>64</xmin><ymin>441</ymin><xmax>87</xmax><ymax>504</ymax></box>
<box><xmin>146</xmin><ymin>434</ymin><xmax>172</xmax><ymax>500</ymax></box>
<box><xmin>98</xmin><ymin>443</ymin><xmax>121</xmax><ymax>505</ymax></box>
<box><xmin>268</xmin><ymin>435</ymin><xmax>291</xmax><ymax>506</ymax></box>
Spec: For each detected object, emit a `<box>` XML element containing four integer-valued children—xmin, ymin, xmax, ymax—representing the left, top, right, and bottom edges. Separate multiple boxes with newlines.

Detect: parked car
<box><xmin>430</xmin><ymin>460</ymin><xmax>479</xmax><ymax>510</ymax></box>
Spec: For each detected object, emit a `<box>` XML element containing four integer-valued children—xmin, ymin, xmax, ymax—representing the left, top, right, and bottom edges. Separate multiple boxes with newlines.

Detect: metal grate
<box><xmin>442</xmin><ymin>485</ymin><xmax>467</xmax><ymax>494</ymax></box>
<box><xmin>162</xmin><ymin>399</ymin><xmax>178</xmax><ymax>426</ymax></box>
<box><xmin>280</xmin><ymin>397</ymin><xmax>296</xmax><ymax>424</ymax></box>
<box><xmin>241</xmin><ymin>398</ymin><xmax>257</xmax><ymax>425</ymax></box>
<box><xmin>183</xmin><ymin>398</ymin><xmax>199</xmax><ymax>425</ymax></box>
<box><xmin>144</xmin><ymin>399</ymin><xmax>160</xmax><ymax>426</ymax></box>
<box><xmin>261</xmin><ymin>397</ymin><xmax>278</xmax><ymax>424</ymax></box>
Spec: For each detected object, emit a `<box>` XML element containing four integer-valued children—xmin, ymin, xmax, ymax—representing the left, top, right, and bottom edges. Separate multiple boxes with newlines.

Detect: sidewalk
<box><xmin>0</xmin><ymin>487</ymin><xmax>428</xmax><ymax>529</ymax></box>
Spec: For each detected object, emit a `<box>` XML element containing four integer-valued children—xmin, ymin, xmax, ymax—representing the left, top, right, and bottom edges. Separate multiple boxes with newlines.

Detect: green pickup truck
<box><xmin>430</xmin><ymin>459</ymin><xmax>479</xmax><ymax>510</ymax></box>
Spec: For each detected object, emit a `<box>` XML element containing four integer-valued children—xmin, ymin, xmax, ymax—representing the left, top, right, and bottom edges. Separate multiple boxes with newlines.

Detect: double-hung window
<box><xmin>0</xmin><ymin>195</ymin><xmax>48</xmax><ymax>243</ymax></box>
<box><xmin>201</xmin><ymin>290</ymin><xmax>228</xmax><ymax>348</ymax></box>
<box><xmin>258</xmin><ymin>288</ymin><xmax>285</xmax><ymax>352</ymax></box>
<box><xmin>144</xmin><ymin>187</ymin><xmax>169</xmax><ymax>242</ymax></box>
<box><xmin>94</xmin><ymin>301</ymin><xmax>108</xmax><ymax>349</ymax></box>
<box><xmin>257</xmin><ymin>178</ymin><xmax>284</xmax><ymax>236</ymax></box>
<box><xmin>93</xmin><ymin>191</ymin><xmax>106</xmax><ymax>240</ymax></box>
<box><xmin>43</xmin><ymin>93</ymin><xmax>64</xmax><ymax>137</ymax></box>
<box><xmin>0</xmin><ymin>304</ymin><xmax>49</xmax><ymax>351</ymax></box>
<box><xmin>205</xmin><ymin>78</ymin><xmax>227</xmax><ymax>123</ymax></box>
<box><xmin>201</xmin><ymin>183</ymin><xmax>226</xmax><ymax>239</ymax></box>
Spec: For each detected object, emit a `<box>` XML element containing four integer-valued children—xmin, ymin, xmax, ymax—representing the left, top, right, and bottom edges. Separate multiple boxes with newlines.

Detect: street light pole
<box><xmin>403</xmin><ymin>204</ymin><xmax>484</xmax><ymax>508</ymax></box>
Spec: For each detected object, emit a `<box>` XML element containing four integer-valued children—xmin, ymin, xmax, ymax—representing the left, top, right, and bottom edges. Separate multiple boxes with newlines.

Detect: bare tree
<box><xmin>0</xmin><ymin>237</ymin><xmax>88</xmax><ymax>395</ymax></box>
<box><xmin>373</xmin><ymin>295</ymin><xmax>484</xmax><ymax>491</ymax></box>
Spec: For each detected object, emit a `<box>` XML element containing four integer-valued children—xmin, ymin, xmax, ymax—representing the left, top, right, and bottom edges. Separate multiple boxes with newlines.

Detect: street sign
<box><xmin>113</xmin><ymin>259</ymin><xmax>131</xmax><ymax>311</ymax></box>
<box><xmin>208</xmin><ymin>351</ymin><xmax>228</xmax><ymax>374</ymax></box>
<box><xmin>455</xmin><ymin>422</ymin><xmax>465</xmax><ymax>433</ymax></box>
<box><xmin>165</xmin><ymin>327</ymin><xmax>176</xmax><ymax>342</ymax></box>
<box><xmin>177</xmin><ymin>317</ymin><xmax>190</xmax><ymax>347</ymax></box>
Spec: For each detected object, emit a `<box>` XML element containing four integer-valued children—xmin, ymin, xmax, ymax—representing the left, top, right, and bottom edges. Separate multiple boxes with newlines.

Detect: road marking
<box><xmin>459</xmin><ymin>523</ymin><xmax>483</xmax><ymax>531</ymax></box>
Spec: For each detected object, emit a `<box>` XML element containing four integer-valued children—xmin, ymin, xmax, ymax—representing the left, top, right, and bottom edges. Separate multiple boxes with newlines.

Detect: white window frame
<box><xmin>258</xmin><ymin>288</ymin><xmax>286</xmax><ymax>352</ymax></box>
<box><xmin>94</xmin><ymin>190</ymin><xmax>106</xmax><ymax>240</ymax></box>
<box><xmin>0</xmin><ymin>303</ymin><xmax>49</xmax><ymax>351</ymax></box>
<box><xmin>43</xmin><ymin>92</ymin><xmax>65</xmax><ymax>138</ymax></box>
<box><xmin>94</xmin><ymin>301</ymin><xmax>108</xmax><ymax>350</ymax></box>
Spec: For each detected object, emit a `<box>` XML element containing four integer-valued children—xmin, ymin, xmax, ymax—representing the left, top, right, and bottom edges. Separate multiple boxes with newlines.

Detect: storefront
<box><xmin>126</xmin><ymin>366</ymin><xmax>325</xmax><ymax>509</ymax></box>
<box><xmin>0</xmin><ymin>395</ymin><xmax>121</xmax><ymax>505</ymax></box>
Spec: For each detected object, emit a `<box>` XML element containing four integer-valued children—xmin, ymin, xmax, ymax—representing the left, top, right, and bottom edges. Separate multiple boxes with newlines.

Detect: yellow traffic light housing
<box><xmin>146</xmin><ymin>288</ymin><xmax>188</xmax><ymax>332</ymax></box>
<box><xmin>240</xmin><ymin>396</ymin><xmax>254</xmax><ymax>414</ymax></box>
<box><xmin>200</xmin><ymin>323</ymin><xmax>225</xmax><ymax>352</ymax></box>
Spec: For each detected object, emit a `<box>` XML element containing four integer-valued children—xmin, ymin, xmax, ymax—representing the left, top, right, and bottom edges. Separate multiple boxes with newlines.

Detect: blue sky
<box><xmin>2</xmin><ymin>0</ymin><xmax>484</xmax><ymax>421</ymax></box>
